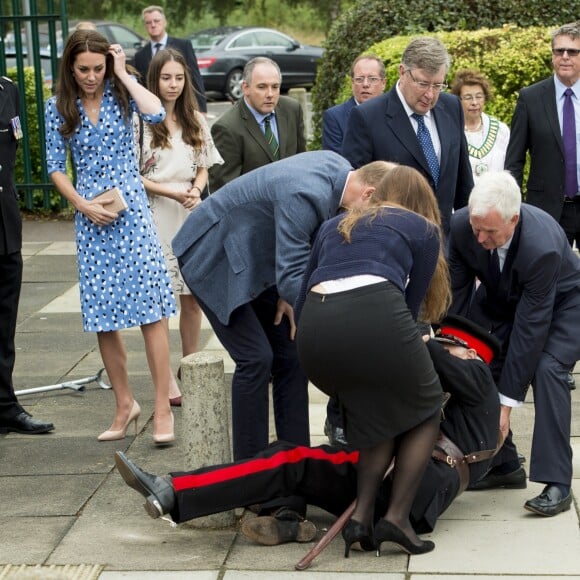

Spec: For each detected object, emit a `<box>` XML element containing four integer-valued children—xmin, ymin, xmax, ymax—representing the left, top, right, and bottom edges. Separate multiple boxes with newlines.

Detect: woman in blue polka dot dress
<box><xmin>45</xmin><ymin>30</ymin><xmax>177</xmax><ymax>445</ymax></box>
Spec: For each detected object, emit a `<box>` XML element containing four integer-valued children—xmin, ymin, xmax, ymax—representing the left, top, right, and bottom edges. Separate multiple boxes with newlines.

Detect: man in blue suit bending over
<box><xmin>342</xmin><ymin>37</ymin><xmax>473</xmax><ymax>236</ymax></box>
<box><xmin>172</xmin><ymin>151</ymin><xmax>393</xmax><ymax>461</ymax></box>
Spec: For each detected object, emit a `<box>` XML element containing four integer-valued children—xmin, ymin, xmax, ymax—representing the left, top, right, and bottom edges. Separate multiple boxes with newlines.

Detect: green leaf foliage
<box><xmin>310</xmin><ymin>0</ymin><xmax>577</xmax><ymax>148</ymax></box>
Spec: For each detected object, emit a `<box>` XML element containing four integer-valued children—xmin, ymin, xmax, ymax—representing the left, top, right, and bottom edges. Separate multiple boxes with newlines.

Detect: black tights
<box><xmin>351</xmin><ymin>410</ymin><xmax>440</xmax><ymax>542</ymax></box>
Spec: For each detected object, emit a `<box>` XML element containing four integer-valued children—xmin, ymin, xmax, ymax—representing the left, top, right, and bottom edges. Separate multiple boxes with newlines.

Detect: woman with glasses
<box><xmin>450</xmin><ymin>69</ymin><xmax>510</xmax><ymax>181</ymax></box>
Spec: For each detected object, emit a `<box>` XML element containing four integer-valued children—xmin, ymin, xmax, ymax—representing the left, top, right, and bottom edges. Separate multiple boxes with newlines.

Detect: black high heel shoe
<box><xmin>374</xmin><ymin>519</ymin><xmax>435</xmax><ymax>556</ymax></box>
<box><xmin>341</xmin><ymin>518</ymin><xmax>375</xmax><ymax>558</ymax></box>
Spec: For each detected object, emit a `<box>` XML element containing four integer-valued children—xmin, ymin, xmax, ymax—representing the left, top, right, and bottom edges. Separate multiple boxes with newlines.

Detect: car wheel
<box><xmin>225</xmin><ymin>68</ymin><xmax>243</xmax><ymax>100</ymax></box>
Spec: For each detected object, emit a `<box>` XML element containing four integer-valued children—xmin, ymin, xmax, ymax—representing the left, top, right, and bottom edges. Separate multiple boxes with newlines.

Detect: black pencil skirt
<box><xmin>296</xmin><ymin>281</ymin><xmax>442</xmax><ymax>448</ymax></box>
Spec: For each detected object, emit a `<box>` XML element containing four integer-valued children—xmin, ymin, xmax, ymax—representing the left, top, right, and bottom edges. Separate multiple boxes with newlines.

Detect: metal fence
<box><xmin>0</xmin><ymin>0</ymin><xmax>69</xmax><ymax>210</ymax></box>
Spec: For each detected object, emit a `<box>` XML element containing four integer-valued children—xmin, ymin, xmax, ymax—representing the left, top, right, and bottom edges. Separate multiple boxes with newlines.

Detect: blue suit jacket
<box><xmin>322</xmin><ymin>97</ymin><xmax>357</xmax><ymax>153</ymax></box>
<box><xmin>172</xmin><ymin>151</ymin><xmax>352</xmax><ymax>324</ymax></box>
<box><xmin>342</xmin><ymin>88</ymin><xmax>473</xmax><ymax>234</ymax></box>
<box><xmin>448</xmin><ymin>204</ymin><xmax>580</xmax><ymax>401</ymax></box>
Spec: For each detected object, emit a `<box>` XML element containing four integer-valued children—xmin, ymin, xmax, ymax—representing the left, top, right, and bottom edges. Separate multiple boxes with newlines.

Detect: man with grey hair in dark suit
<box><xmin>342</xmin><ymin>36</ymin><xmax>473</xmax><ymax>237</ymax></box>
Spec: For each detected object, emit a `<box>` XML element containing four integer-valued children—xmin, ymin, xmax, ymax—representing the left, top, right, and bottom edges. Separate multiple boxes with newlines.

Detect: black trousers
<box><xmin>169</xmin><ymin>440</ymin><xmax>460</xmax><ymax>534</ymax></box>
<box><xmin>0</xmin><ymin>251</ymin><xmax>24</xmax><ymax>421</ymax></box>
<box><xmin>196</xmin><ymin>287</ymin><xmax>310</xmax><ymax>460</ymax></box>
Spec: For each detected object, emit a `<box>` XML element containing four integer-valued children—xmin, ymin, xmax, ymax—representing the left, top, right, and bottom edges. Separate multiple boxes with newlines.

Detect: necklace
<box><xmin>82</xmin><ymin>92</ymin><xmax>103</xmax><ymax>114</ymax></box>
<box><xmin>465</xmin><ymin>117</ymin><xmax>483</xmax><ymax>132</ymax></box>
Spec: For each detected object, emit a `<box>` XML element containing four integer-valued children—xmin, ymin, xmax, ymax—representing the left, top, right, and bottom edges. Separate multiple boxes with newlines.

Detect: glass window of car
<box><xmin>104</xmin><ymin>24</ymin><xmax>143</xmax><ymax>49</ymax></box>
<box><xmin>253</xmin><ymin>30</ymin><xmax>294</xmax><ymax>49</ymax></box>
<box><xmin>228</xmin><ymin>31</ymin><xmax>257</xmax><ymax>49</ymax></box>
<box><xmin>190</xmin><ymin>31</ymin><xmax>227</xmax><ymax>50</ymax></box>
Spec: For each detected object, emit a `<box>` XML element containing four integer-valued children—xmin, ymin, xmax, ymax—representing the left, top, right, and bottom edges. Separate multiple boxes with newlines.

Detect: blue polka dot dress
<box><xmin>45</xmin><ymin>80</ymin><xmax>176</xmax><ymax>332</ymax></box>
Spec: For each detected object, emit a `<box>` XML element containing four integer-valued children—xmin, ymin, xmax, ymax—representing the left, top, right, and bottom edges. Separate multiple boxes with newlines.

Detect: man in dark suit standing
<box><xmin>342</xmin><ymin>37</ymin><xmax>473</xmax><ymax>236</ymax></box>
<box><xmin>505</xmin><ymin>22</ymin><xmax>580</xmax><ymax>248</ymax></box>
<box><xmin>208</xmin><ymin>57</ymin><xmax>306</xmax><ymax>191</ymax></box>
<box><xmin>322</xmin><ymin>55</ymin><xmax>386</xmax><ymax>154</ymax></box>
<box><xmin>0</xmin><ymin>77</ymin><xmax>54</xmax><ymax>435</ymax></box>
<box><xmin>134</xmin><ymin>5</ymin><xmax>207</xmax><ymax>113</ymax></box>
<box><xmin>173</xmin><ymin>151</ymin><xmax>392</xmax><ymax>462</ymax></box>
<box><xmin>448</xmin><ymin>170</ymin><xmax>580</xmax><ymax>517</ymax></box>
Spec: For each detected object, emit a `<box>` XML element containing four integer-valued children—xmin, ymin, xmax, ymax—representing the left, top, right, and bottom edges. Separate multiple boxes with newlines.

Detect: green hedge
<box><xmin>310</xmin><ymin>0</ymin><xmax>577</xmax><ymax>148</ymax></box>
<box><xmin>364</xmin><ymin>26</ymin><xmax>551</xmax><ymax>125</ymax></box>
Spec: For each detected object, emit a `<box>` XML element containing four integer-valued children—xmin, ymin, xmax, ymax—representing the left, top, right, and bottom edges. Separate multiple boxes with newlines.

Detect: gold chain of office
<box><xmin>467</xmin><ymin>117</ymin><xmax>500</xmax><ymax>160</ymax></box>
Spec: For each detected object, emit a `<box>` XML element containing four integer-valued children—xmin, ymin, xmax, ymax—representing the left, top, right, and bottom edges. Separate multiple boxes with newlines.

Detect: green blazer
<box><xmin>209</xmin><ymin>96</ymin><xmax>306</xmax><ymax>191</ymax></box>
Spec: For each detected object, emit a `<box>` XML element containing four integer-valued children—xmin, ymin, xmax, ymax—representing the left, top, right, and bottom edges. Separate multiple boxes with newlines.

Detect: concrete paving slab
<box><xmin>37</xmin><ymin>241</ymin><xmax>77</xmax><ymax>255</ymax></box>
<box><xmin>48</xmin><ymin>475</ymin><xmax>235</xmax><ymax>570</ymax></box>
<box><xmin>411</xmin><ymin>576</ymin><xmax>580</xmax><ymax>580</ymax></box>
<box><xmin>0</xmin><ymin>516</ymin><xmax>76</xmax><ymax>564</ymax></box>
<box><xmin>224</xmin><ymin>573</ymin><xmax>403</xmax><ymax>579</ymax></box>
<box><xmin>409</xmin><ymin>514</ymin><xmax>580</xmax><ymax>575</ymax></box>
<box><xmin>226</xmin><ymin>510</ymin><xmax>406</xmax><ymax>574</ymax></box>
<box><xmin>1</xmin><ymin>474</ymin><xmax>103</xmax><ymax>517</ymax></box>
<box><xmin>22</xmin><ymin>255</ymin><xmax>78</xmax><ymax>282</ymax></box>
<box><xmin>100</xmin><ymin>573</ymin><xmax>218</xmax><ymax>580</ymax></box>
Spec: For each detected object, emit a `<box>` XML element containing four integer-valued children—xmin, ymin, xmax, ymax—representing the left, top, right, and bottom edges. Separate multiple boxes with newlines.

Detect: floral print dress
<box><xmin>45</xmin><ymin>80</ymin><xmax>176</xmax><ymax>332</ymax></box>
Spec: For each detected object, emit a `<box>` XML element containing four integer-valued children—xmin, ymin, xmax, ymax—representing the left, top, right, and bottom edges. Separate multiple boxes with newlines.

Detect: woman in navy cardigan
<box><xmin>296</xmin><ymin>165</ymin><xmax>450</xmax><ymax>557</ymax></box>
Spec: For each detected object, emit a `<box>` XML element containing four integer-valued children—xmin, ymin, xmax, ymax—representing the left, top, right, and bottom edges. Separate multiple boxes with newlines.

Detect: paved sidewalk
<box><xmin>1</xmin><ymin>219</ymin><xmax>579</xmax><ymax>579</ymax></box>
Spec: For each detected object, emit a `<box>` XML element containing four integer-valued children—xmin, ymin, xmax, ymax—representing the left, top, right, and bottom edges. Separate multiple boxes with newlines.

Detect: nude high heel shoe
<box><xmin>98</xmin><ymin>400</ymin><xmax>141</xmax><ymax>441</ymax></box>
<box><xmin>153</xmin><ymin>411</ymin><xmax>175</xmax><ymax>446</ymax></box>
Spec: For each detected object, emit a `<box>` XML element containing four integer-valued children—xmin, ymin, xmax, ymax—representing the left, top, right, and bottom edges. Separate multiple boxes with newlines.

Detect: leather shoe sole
<box><xmin>242</xmin><ymin>516</ymin><xmax>316</xmax><ymax>545</ymax></box>
<box><xmin>115</xmin><ymin>451</ymin><xmax>175</xmax><ymax>519</ymax></box>
<box><xmin>524</xmin><ymin>488</ymin><xmax>572</xmax><ymax>517</ymax></box>
<box><xmin>468</xmin><ymin>466</ymin><xmax>527</xmax><ymax>491</ymax></box>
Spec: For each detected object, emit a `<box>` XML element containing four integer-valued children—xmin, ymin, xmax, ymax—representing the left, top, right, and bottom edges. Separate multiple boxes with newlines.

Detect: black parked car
<box><xmin>189</xmin><ymin>26</ymin><xmax>324</xmax><ymax>100</ymax></box>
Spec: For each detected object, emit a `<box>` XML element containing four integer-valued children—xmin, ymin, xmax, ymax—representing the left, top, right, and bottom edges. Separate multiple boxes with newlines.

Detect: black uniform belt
<box><xmin>432</xmin><ymin>432</ymin><xmax>498</xmax><ymax>494</ymax></box>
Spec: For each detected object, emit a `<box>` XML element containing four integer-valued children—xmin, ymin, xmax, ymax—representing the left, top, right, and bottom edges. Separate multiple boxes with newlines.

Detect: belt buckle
<box><xmin>446</xmin><ymin>455</ymin><xmax>457</xmax><ymax>467</ymax></box>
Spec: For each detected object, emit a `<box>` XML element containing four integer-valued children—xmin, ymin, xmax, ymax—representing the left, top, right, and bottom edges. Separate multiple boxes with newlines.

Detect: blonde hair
<box><xmin>338</xmin><ymin>165</ymin><xmax>451</xmax><ymax>322</ymax></box>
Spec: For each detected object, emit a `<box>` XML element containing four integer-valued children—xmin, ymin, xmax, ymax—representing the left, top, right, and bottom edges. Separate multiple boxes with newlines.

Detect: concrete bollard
<box><xmin>180</xmin><ymin>351</ymin><xmax>235</xmax><ymax>528</ymax></box>
<box><xmin>287</xmin><ymin>87</ymin><xmax>309</xmax><ymax>140</ymax></box>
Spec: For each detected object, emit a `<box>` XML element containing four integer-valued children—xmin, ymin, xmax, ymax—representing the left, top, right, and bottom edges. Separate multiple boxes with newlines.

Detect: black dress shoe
<box><xmin>115</xmin><ymin>451</ymin><xmax>176</xmax><ymax>519</ymax></box>
<box><xmin>468</xmin><ymin>465</ymin><xmax>527</xmax><ymax>490</ymax></box>
<box><xmin>567</xmin><ymin>372</ymin><xmax>576</xmax><ymax>390</ymax></box>
<box><xmin>323</xmin><ymin>418</ymin><xmax>349</xmax><ymax>448</ymax></box>
<box><xmin>241</xmin><ymin>514</ymin><xmax>316</xmax><ymax>545</ymax></box>
<box><xmin>0</xmin><ymin>411</ymin><xmax>54</xmax><ymax>434</ymax></box>
<box><xmin>524</xmin><ymin>485</ymin><xmax>572</xmax><ymax>517</ymax></box>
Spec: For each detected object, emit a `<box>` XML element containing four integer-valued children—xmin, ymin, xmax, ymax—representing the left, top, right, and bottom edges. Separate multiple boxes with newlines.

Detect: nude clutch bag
<box><xmin>92</xmin><ymin>187</ymin><xmax>128</xmax><ymax>214</ymax></box>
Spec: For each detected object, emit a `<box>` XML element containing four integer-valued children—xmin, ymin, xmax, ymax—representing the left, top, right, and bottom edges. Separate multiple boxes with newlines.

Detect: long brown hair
<box><xmin>146</xmin><ymin>48</ymin><xmax>203</xmax><ymax>151</ymax></box>
<box><xmin>338</xmin><ymin>165</ymin><xmax>451</xmax><ymax>322</ymax></box>
<box><xmin>56</xmin><ymin>29</ymin><xmax>132</xmax><ymax>138</ymax></box>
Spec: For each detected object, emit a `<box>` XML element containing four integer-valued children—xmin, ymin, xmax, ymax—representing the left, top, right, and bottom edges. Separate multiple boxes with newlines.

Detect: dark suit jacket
<box><xmin>134</xmin><ymin>36</ymin><xmax>207</xmax><ymax>112</ymax></box>
<box><xmin>342</xmin><ymin>88</ymin><xmax>473</xmax><ymax>235</ymax></box>
<box><xmin>0</xmin><ymin>76</ymin><xmax>21</xmax><ymax>255</ymax></box>
<box><xmin>173</xmin><ymin>151</ymin><xmax>351</xmax><ymax>325</ymax></box>
<box><xmin>448</xmin><ymin>204</ymin><xmax>580</xmax><ymax>402</ymax></box>
<box><xmin>322</xmin><ymin>96</ymin><xmax>357</xmax><ymax>153</ymax></box>
<box><xmin>208</xmin><ymin>96</ymin><xmax>306</xmax><ymax>191</ymax></box>
<box><xmin>505</xmin><ymin>76</ymin><xmax>567</xmax><ymax>221</ymax></box>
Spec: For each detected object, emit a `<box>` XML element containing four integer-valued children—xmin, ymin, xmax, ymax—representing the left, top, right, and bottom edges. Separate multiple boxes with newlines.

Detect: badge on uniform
<box><xmin>10</xmin><ymin>116</ymin><xmax>23</xmax><ymax>140</ymax></box>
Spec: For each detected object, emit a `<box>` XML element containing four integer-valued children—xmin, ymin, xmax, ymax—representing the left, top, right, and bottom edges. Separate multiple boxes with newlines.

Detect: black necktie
<box><xmin>488</xmin><ymin>249</ymin><xmax>501</xmax><ymax>287</ymax></box>
<box><xmin>153</xmin><ymin>42</ymin><xmax>162</xmax><ymax>55</ymax></box>
<box><xmin>264</xmin><ymin>114</ymin><xmax>280</xmax><ymax>160</ymax></box>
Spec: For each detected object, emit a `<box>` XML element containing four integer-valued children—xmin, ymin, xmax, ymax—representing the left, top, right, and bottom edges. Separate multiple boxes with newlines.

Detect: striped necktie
<box><xmin>264</xmin><ymin>114</ymin><xmax>280</xmax><ymax>160</ymax></box>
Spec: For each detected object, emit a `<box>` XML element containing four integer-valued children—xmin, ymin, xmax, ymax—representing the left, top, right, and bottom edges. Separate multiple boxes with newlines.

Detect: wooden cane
<box><xmin>295</xmin><ymin>460</ymin><xmax>395</xmax><ymax>571</ymax></box>
<box><xmin>294</xmin><ymin>499</ymin><xmax>356</xmax><ymax>571</ymax></box>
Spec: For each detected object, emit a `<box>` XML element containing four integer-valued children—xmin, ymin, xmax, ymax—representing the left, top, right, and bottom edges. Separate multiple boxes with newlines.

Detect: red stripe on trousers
<box><xmin>173</xmin><ymin>446</ymin><xmax>359</xmax><ymax>491</ymax></box>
